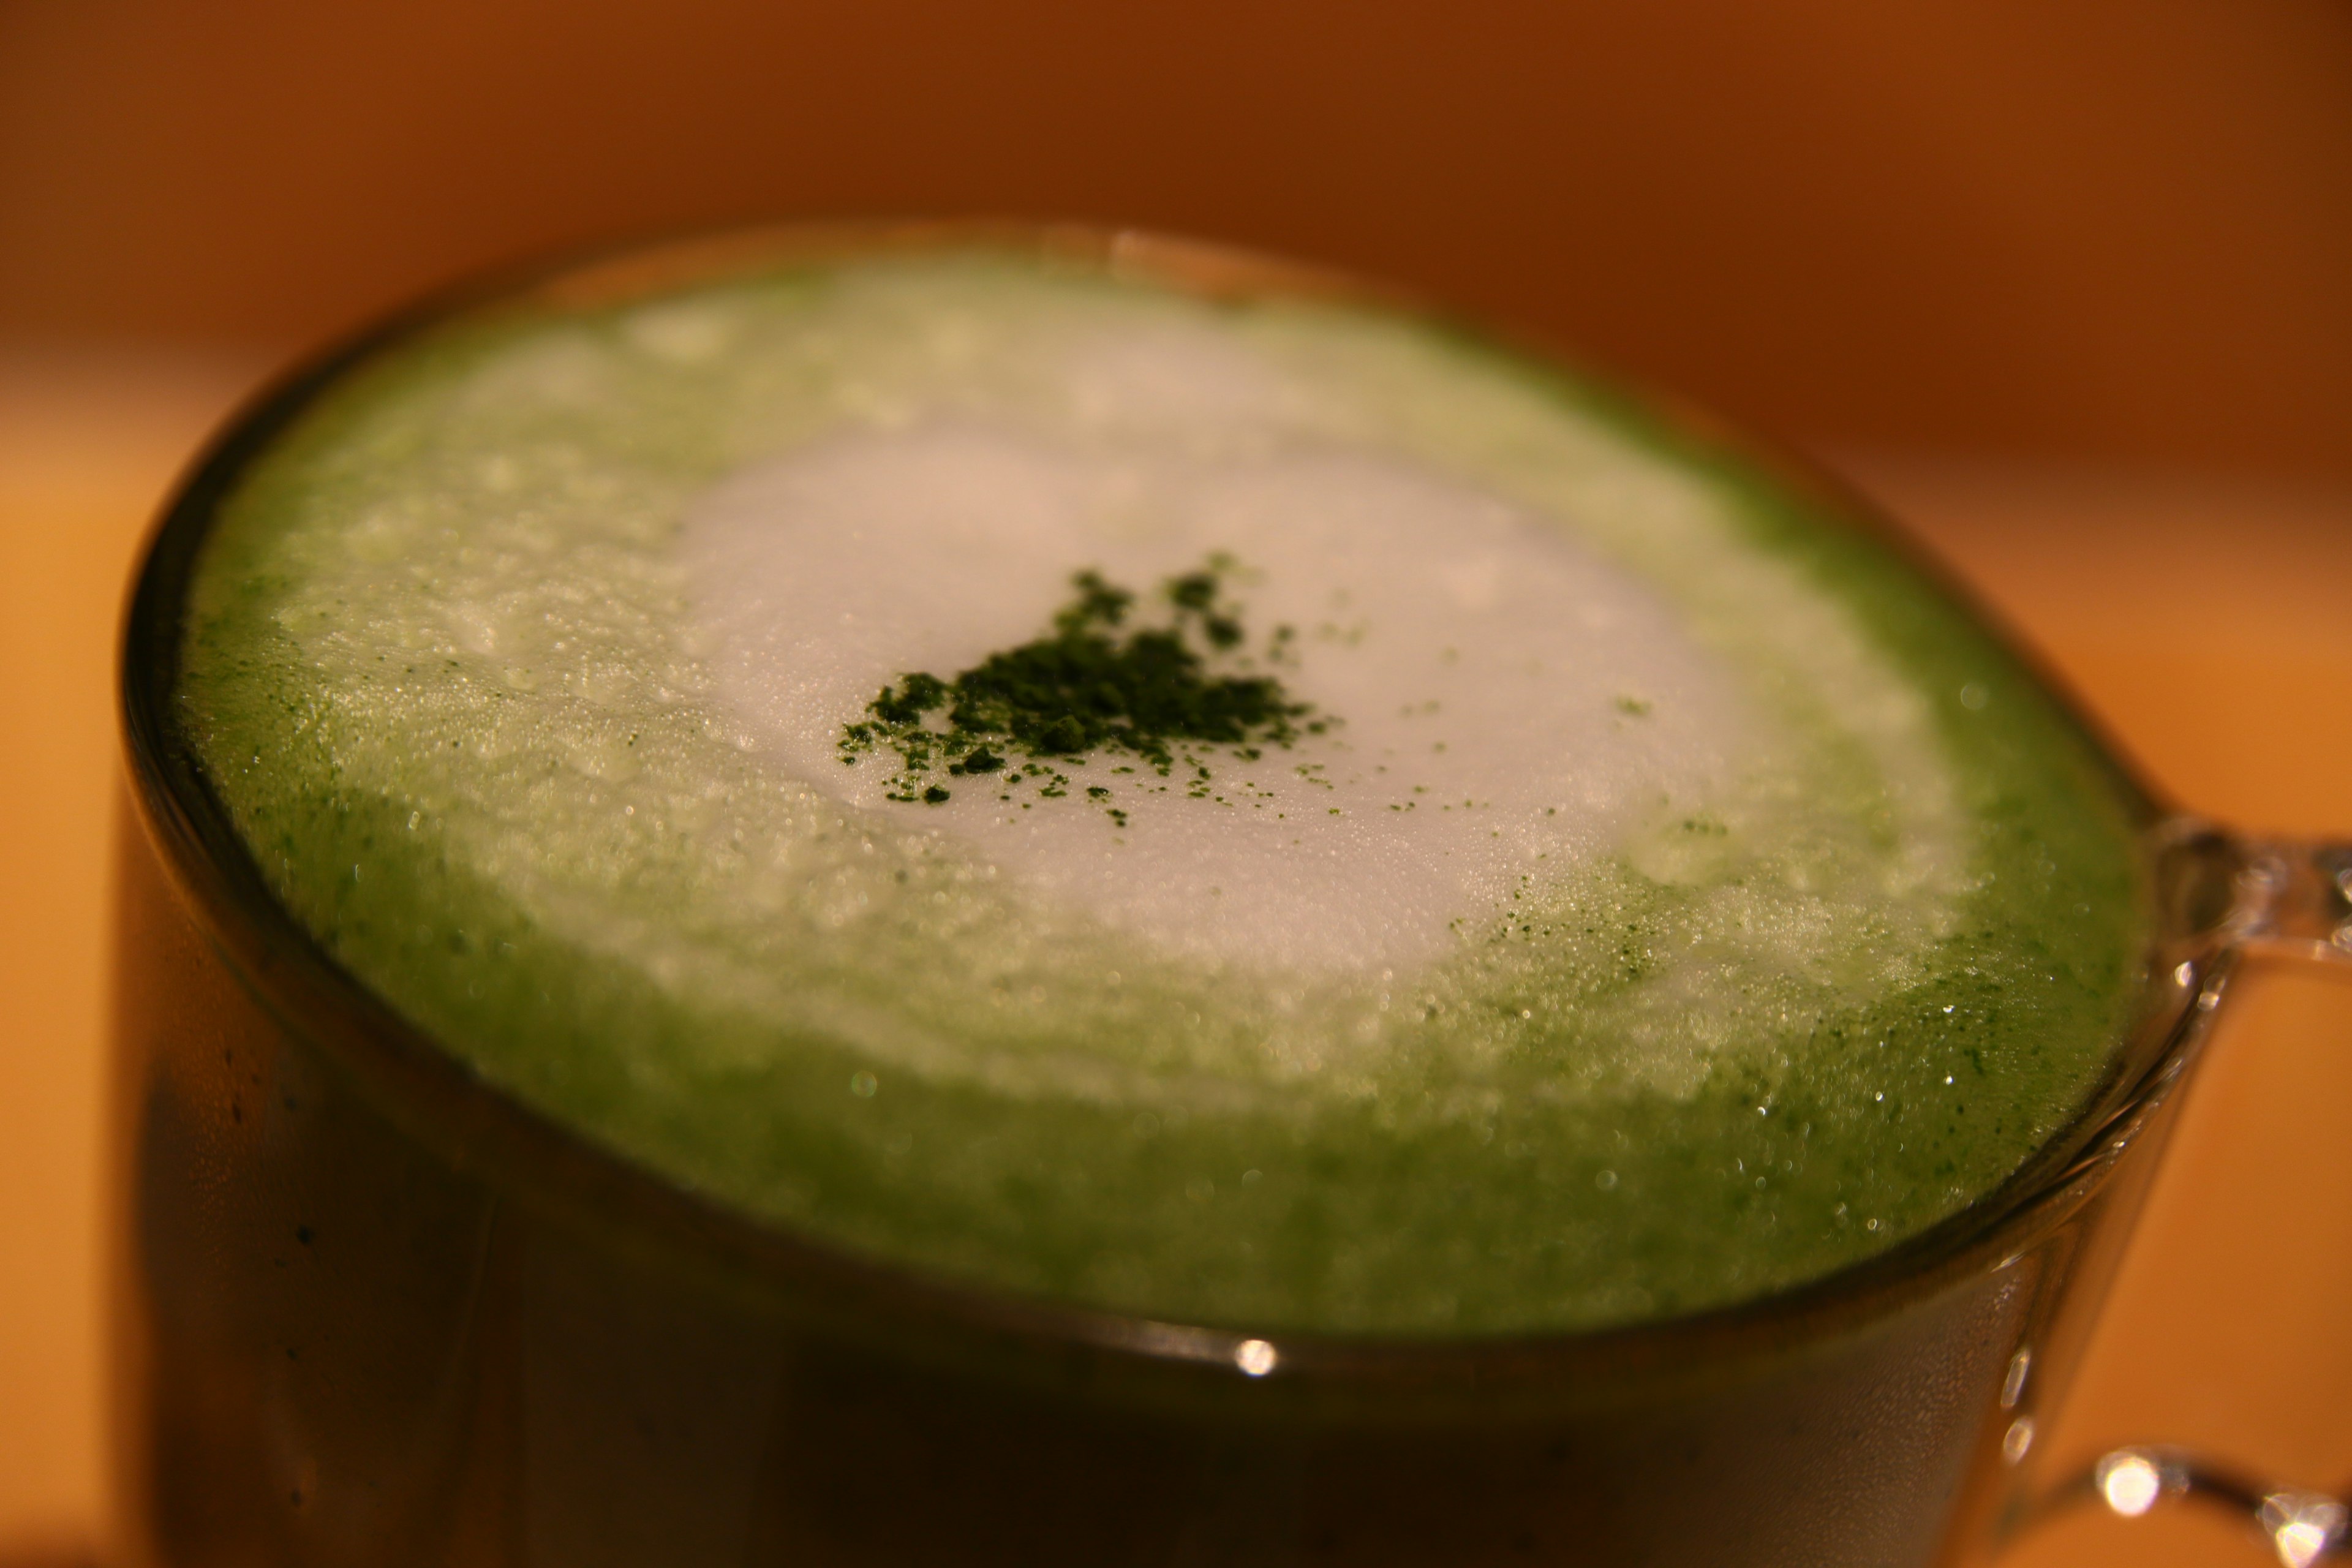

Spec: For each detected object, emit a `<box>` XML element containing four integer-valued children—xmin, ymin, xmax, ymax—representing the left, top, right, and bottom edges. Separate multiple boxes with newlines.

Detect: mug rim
<box><xmin>116</xmin><ymin>219</ymin><xmax>2217</xmax><ymax>1401</ymax></box>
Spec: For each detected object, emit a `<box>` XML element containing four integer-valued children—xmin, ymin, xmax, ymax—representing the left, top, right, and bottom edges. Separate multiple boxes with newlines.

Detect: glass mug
<box><xmin>108</xmin><ymin>225</ymin><xmax>2352</xmax><ymax>1568</ymax></box>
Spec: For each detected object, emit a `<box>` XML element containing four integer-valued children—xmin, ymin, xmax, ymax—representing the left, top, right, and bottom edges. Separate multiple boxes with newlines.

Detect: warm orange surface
<box><xmin>0</xmin><ymin>362</ymin><xmax>2346</xmax><ymax>1565</ymax></box>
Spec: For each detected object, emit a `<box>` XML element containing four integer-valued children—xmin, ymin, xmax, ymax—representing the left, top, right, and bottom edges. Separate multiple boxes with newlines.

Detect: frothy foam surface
<box><xmin>176</xmin><ymin>251</ymin><xmax>2150</xmax><ymax>1334</ymax></box>
<box><xmin>686</xmin><ymin>425</ymin><xmax>1745</xmax><ymax>971</ymax></box>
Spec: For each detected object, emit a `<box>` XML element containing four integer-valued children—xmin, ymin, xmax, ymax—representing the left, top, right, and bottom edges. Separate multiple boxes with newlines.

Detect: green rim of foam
<box><xmin>177</xmin><ymin>249</ymin><xmax>2149</xmax><ymax>1335</ymax></box>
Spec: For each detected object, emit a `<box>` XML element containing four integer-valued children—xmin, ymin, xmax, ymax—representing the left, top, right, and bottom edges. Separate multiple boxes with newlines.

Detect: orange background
<box><xmin>3</xmin><ymin>4</ymin><xmax>2350</xmax><ymax>1564</ymax></box>
<box><xmin>6</xmin><ymin>0</ymin><xmax>2352</xmax><ymax>481</ymax></box>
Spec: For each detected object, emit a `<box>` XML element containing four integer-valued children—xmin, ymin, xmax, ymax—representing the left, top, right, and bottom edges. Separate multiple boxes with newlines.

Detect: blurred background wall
<box><xmin>6</xmin><ymin>0</ymin><xmax>2352</xmax><ymax>480</ymax></box>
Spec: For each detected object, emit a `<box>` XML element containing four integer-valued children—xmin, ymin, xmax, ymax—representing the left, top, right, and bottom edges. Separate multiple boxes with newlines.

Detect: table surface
<box><xmin>2</xmin><ymin>353</ymin><xmax>2347</xmax><ymax>1567</ymax></box>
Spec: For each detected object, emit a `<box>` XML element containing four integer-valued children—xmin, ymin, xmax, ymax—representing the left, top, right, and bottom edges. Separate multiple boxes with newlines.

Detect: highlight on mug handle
<box><xmin>2005</xmin><ymin>829</ymin><xmax>2352</xmax><ymax>1564</ymax></box>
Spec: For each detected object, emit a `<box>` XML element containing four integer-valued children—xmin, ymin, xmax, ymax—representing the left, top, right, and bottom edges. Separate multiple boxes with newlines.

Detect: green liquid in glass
<box><xmin>177</xmin><ymin>251</ymin><xmax>2149</xmax><ymax>1335</ymax></box>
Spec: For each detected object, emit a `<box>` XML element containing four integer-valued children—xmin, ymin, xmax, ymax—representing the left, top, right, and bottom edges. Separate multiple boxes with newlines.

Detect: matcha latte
<box><xmin>176</xmin><ymin>246</ymin><xmax>2147</xmax><ymax>1336</ymax></box>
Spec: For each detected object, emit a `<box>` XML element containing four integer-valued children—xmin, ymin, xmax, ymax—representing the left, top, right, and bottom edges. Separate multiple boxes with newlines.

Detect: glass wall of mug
<box><xmin>108</xmin><ymin>784</ymin><xmax>2229</xmax><ymax>1568</ymax></box>
<box><xmin>108</xmin><ymin>225</ymin><xmax>2252</xmax><ymax>1568</ymax></box>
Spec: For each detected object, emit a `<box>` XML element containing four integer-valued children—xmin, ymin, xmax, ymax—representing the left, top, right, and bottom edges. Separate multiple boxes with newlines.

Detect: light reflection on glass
<box><xmin>1999</xmin><ymin>1346</ymin><xmax>2031</xmax><ymax>1409</ymax></box>
<box><xmin>2260</xmin><ymin>1491</ymin><xmax>2348</xmax><ymax>1568</ymax></box>
<box><xmin>2094</xmin><ymin>1449</ymin><xmax>2167</xmax><ymax>1517</ymax></box>
<box><xmin>1233</xmin><ymin>1338</ymin><xmax>1279</xmax><ymax>1377</ymax></box>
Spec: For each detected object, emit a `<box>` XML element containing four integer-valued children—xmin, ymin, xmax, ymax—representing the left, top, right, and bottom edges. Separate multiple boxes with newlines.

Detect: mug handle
<box><xmin>2008</xmin><ymin>833</ymin><xmax>2352</xmax><ymax>1565</ymax></box>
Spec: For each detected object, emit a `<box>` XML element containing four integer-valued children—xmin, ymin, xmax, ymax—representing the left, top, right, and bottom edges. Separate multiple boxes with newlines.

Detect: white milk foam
<box><xmin>685</xmin><ymin>424</ymin><xmax>1747</xmax><ymax>972</ymax></box>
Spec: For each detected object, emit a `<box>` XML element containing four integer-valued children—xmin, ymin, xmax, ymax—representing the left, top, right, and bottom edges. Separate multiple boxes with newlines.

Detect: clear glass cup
<box><xmin>108</xmin><ymin>224</ymin><xmax>2352</xmax><ymax>1568</ymax></box>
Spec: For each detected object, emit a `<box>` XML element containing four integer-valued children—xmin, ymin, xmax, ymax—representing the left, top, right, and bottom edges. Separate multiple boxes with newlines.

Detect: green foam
<box><xmin>176</xmin><ymin>251</ymin><xmax>2151</xmax><ymax>1335</ymax></box>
